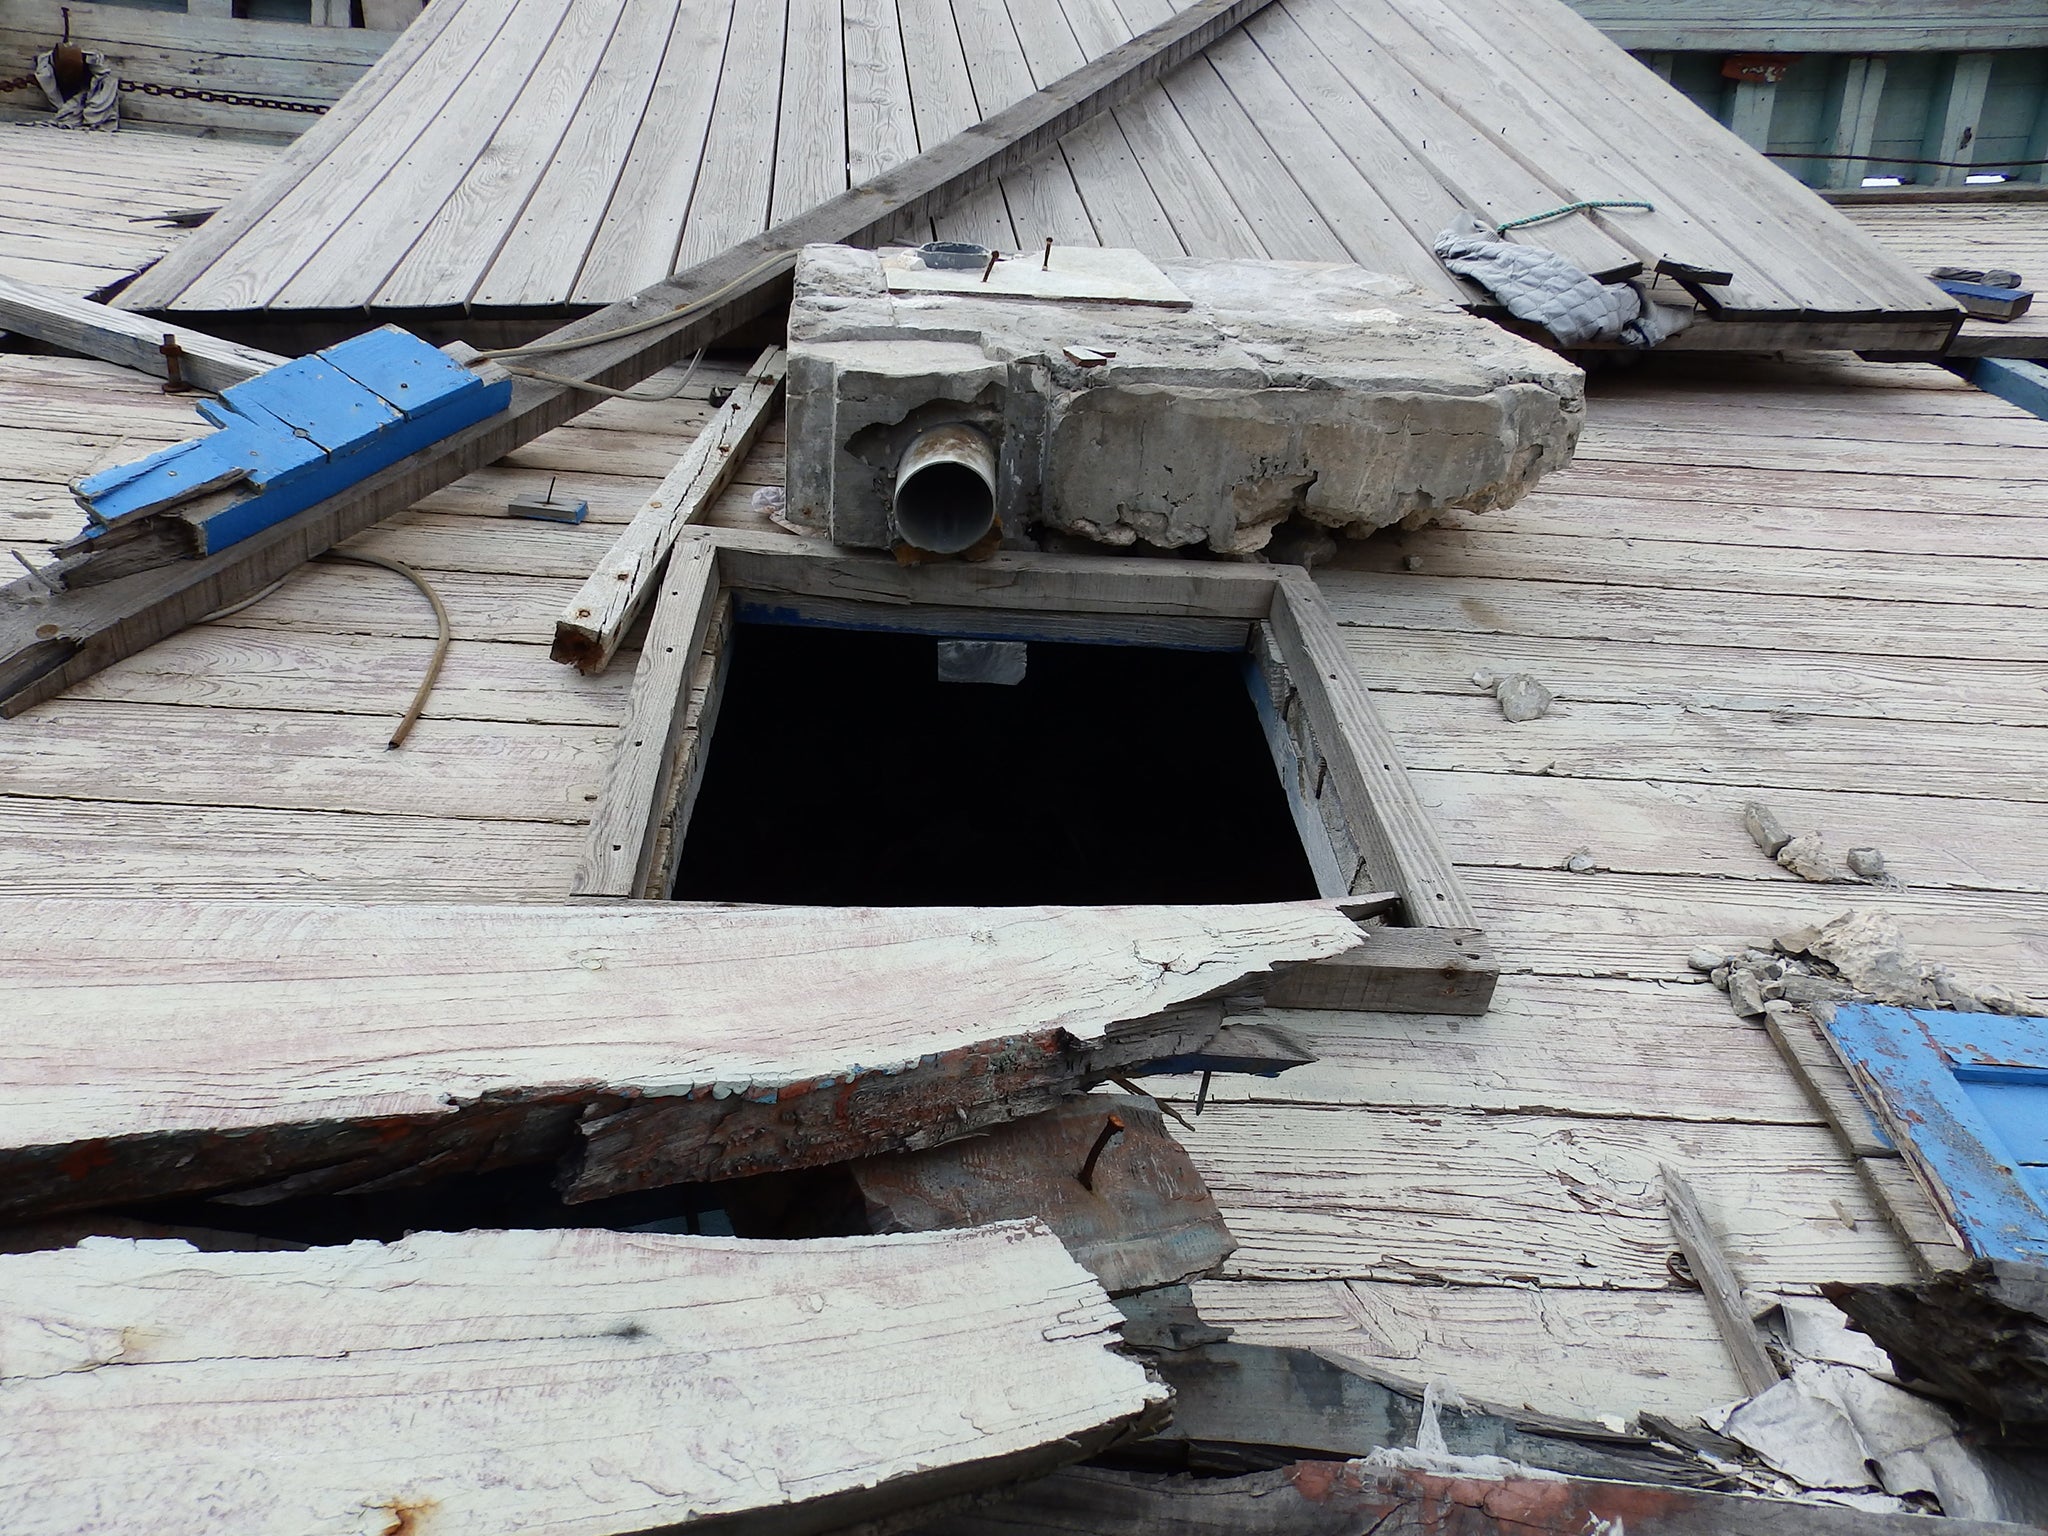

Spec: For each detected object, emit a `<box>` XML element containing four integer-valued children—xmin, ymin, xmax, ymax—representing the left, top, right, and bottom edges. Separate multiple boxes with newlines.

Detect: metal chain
<box><xmin>0</xmin><ymin>72</ymin><xmax>325</xmax><ymax>113</ymax></box>
<box><xmin>119</xmin><ymin>79</ymin><xmax>327</xmax><ymax>114</ymax></box>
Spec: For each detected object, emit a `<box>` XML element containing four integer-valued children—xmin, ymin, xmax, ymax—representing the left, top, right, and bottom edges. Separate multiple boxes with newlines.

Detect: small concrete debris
<box><xmin>1697</xmin><ymin>911</ymin><xmax>2041</xmax><ymax>1022</ymax></box>
<box><xmin>1687</xmin><ymin>947</ymin><xmax>1723</xmax><ymax>974</ymax></box>
<box><xmin>1846</xmin><ymin>846</ymin><xmax>1887</xmax><ymax>881</ymax></box>
<box><xmin>1494</xmin><ymin>672</ymin><xmax>1553</xmax><ymax>722</ymax></box>
<box><xmin>1563</xmin><ymin>850</ymin><xmax>1596</xmax><ymax>873</ymax></box>
<box><xmin>1741</xmin><ymin>802</ymin><xmax>1792</xmax><ymax>858</ymax></box>
<box><xmin>1775</xmin><ymin>831</ymin><xmax>1838</xmax><ymax>884</ymax></box>
<box><xmin>1401</xmin><ymin>553</ymin><xmax>1425</xmax><ymax>571</ymax></box>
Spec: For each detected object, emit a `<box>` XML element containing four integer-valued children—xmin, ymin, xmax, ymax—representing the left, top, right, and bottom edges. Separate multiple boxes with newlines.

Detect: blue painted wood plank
<box><xmin>69</xmin><ymin>326</ymin><xmax>511</xmax><ymax>554</ymax></box>
<box><xmin>1825</xmin><ymin>1003</ymin><xmax>2048</xmax><ymax>1264</ymax></box>
<box><xmin>1965</xmin><ymin>357</ymin><xmax>2048</xmax><ymax>424</ymax></box>
<box><xmin>1958</xmin><ymin>1068</ymin><xmax>2048</xmax><ymax>1165</ymax></box>
<box><xmin>1913</xmin><ymin>1008</ymin><xmax>2048</xmax><ymax>1070</ymax></box>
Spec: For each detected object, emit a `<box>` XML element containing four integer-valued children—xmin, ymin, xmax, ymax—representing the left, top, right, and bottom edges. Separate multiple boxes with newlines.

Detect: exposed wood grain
<box><xmin>1177</xmin><ymin>1103</ymin><xmax>1918</xmax><ymax>1290</ymax></box>
<box><xmin>553</xmin><ymin>349</ymin><xmax>785</xmax><ymax>674</ymax></box>
<box><xmin>0</xmin><ymin>896</ymin><xmax>1365</xmax><ymax>1218</ymax></box>
<box><xmin>1660</xmin><ymin>1163</ymin><xmax>1781</xmax><ymax>1396</ymax></box>
<box><xmin>0</xmin><ymin>1225</ymin><xmax>1166</xmax><ymax>1536</ymax></box>
<box><xmin>1196</xmin><ymin>1278</ymin><xmax>1747</xmax><ymax>1418</ymax></box>
<box><xmin>0</xmin><ymin>276</ymin><xmax>283</xmax><ymax>394</ymax></box>
<box><xmin>770</xmin><ymin>0</ymin><xmax>849</xmax><ymax>223</ymax></box>
<box><xmin>1264</xmin><ymin>926</ymin><xmax>1497</xmax><ymax>1015</ymax></box>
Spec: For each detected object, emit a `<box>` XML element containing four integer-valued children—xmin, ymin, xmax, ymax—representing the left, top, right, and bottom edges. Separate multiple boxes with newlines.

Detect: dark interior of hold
<box><xmin>671</xmin><ymin>623</ymin><xmax>1320</xmax><ymax>906</ymax></box>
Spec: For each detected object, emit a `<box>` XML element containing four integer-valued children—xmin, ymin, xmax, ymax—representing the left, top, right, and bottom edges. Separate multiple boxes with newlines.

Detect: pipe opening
<box><xmin>894</xmin><ymin>425</ymin><xmax>996</xmax><ymax>554</ymax></box>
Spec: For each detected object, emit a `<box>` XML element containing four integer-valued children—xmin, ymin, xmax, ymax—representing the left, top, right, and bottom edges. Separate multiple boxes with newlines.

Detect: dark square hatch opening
<box><xmin>671</xmin><ymin>620</ymin><xmax>1319</xmax><ymax>906</ymax></box>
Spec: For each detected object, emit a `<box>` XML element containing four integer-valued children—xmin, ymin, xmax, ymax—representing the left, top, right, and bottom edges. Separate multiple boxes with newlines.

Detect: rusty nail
<box><xmin>159</xmin><ymin>334</ymin><xmax>190</xmax><ymax>394</ymax></box>
<box><xmin>980</xmin><ymin>248</ymin><xmax>1002</xmax><ymax>283</ymax></box>
<box><xmin>1041</xmin><ymin>236</ymin><xmax>1053</xmax><ymax>271</ymax></box>
<box><xmin>1077</xmin><ymin>1113</ymin><xmax>1125</xmax><ymax>1191</ymax></box>
<box><xmin>1196</xmin><ymin>1070</ymin><xmax>1213</xmax><ymax>1115</ymax></box>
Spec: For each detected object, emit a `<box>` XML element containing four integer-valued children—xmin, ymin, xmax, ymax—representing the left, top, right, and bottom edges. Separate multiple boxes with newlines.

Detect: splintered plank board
<box><xmin>0</xmin><ymin>896</ymin><xmax>1364</xmax><ymax>1219</ymax></box>
<box><xmin>0</xmin><ymin>1224</ymin><xmax>1165</xmax><ymax>1536</ymax></box>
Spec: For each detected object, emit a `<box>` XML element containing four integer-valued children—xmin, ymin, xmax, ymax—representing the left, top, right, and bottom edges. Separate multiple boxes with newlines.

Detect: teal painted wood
<box><xmin>71</xmin><ymin>327</ymin><xmax>511</xmax><ymax>555</ymax></box>
<box><xmin>1825</xmin><ymin>1003</ymin><xmax>2048</xmax><ymax>1263</ymax></box>
<box><xmin>1965</xmin><ymin>356</ymin><xmax>2048</xmax><ymax>422</ymax></box>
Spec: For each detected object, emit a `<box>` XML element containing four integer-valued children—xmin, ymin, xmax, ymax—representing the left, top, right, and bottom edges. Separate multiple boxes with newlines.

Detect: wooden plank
<box><xmin>1197</xmin><ymin>1277</ymin><xmax>1746</xmax><ymax>1418</ymax></box>
<box><xmin>122</xmin><ymin>0</ymin><xmax>527</xmax><ymax>313</ymax></box>
<box><xmin>1268</xmin><ymin>572</ymin><xmax>1473</xmax><ymax>925</ymax></box>
<box><xmin>1924</xmin><ymin>51</ymin><xmax>1996</xmax><ymax>189</ymax></box>
<box><xmin>0</xmin><ymin>276</ymin><xmax>284</xmax><ymax>394</ymax></box>
<box><xmin>552</xmin><ymin>348</ymin><xmax>785</xmax><ymax>673</ymax></box>
<box><xmin>1265</xmin><ymin>925</ymin><xmax>1497</xmax><ymax>1015</ymax></box>
<box><xmin>1178</xmin><ymin>1103</ymin><xmax>1919</xmax><ymax>1290</ymax></box>
<box><xmin>843</xmin><ymin>0</ymin><xmax>921</xmax><ymax>181</ymax></box>
<box><xmin>952</xmin><ymin>0</ymin><xmax>1100</xmax><ymax>244</ymax></box>
<box><xmin>0</xmin><ymin>1225</ymin><xmax>1166</xmax><ymax>1536</ymax></box>
<box><xmin>468</xmin><ymin>0</ymin><xmax>687</xmax><ymax>307</ymax></box>
<box><xmin>729</xmin><ymin>589</ymin><xmax>1253</xmax><ymax>650</ymax></box>
<box><xmin>571</xmin><ymin>532</ymin><xmax>721</xmax><ymax>896</ymax></box>
<box><xmin>711</xmin><ymin>528</ymin><xmax>1281</xmax><ymax>617</ymax></box>
<box><xmin>0</xmin><ymin>896</ymin><xmax>1366</xmax><ymax>1218</ymax></box>
<box><xmin>770</xmin><ymin>0</ymin><xmax>848</xmax><ymax>222</ymax></box>
<box><xmin>849</xmin><ymin>1093</ymin><xmax>1236</xmax><ymax>1294</ymax></box>
<box><xmin>1660</xmin><ymin>1163</ymin><xmax>1781</xmax><ymax>1396</ymax></box>
<box><xmin>1149</xmin><ymin>974</ymin><xmax>1825</xmax><ymax>1128</ymax></box>
<box><xmin>1102</xmin><ymin>85</ymin><xmax>1263</xmax><ymax>258</ymax></box>
<box><xmin>0</xmin><ymin>795</ymin><xmax>579</xmax><ymax>900</ymax></box>
<box><xmin>0</xmin><ymin>0</ymin><xmax>1284</xmax><ymax>714</ymax></box>
<box><xmin>569</xmin><ymin>0</ymin><xmax>737</xmax><ymax>301</ymax></box>
<box><xmin>1823</xmin><ymin>55</ymin><xmax>1887</xmax><ymax>191</ymax></box>
<box><xmin>1279</xmin><ymin>0</ymin><xmax>1641</xmax><ymax>283</ymax></box>
<box><xmin>273</xmin><ymin>0</ymin><xmax>582</xmax><ymax>309</ymax></box>
<box><xmin>1042</xmin><ymin>0</ymin><xmax>1186</xmax><ymax>252</ymax></box>
<box><xmin>372</xmin><ymin>0</ymin><xmax>628</xmax><ymax>309</ymax></box>
<box><xmin>673</xmin><ymin>0</ymin><xmax>791</xmax><ymax>268</ymax></box>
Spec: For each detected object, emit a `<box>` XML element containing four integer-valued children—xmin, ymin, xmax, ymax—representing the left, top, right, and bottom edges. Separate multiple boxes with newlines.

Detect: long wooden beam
<box><xmin>0</xmin><ymin>1224</ymin><xmax>1167</xmax><ymax>1536</ymax></box>
<box><xmin>0</xmin><ymin>0</ymin><xmax>1278</xmax><ymax>716</ymax></box>
<box><xmin>0</xmin><ymin>274</ymin><xmax>285</xmax><ymax>393</ymax></box>
<box><xmin>0</xmin><ymin>895</ymin><xmax>1364</xmax><ymax>1220</ymax></box>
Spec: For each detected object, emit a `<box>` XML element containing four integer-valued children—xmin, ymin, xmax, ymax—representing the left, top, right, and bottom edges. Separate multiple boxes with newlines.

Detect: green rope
<box><xmin>1497</xmin><ymin>199</ymin><xmax>1654</xmax><ymax>232</ymax></box>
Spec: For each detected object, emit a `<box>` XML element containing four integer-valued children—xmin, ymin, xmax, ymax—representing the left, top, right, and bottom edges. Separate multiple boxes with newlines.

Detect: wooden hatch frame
<box><xmin>575</xmin><ymin>526</ymin><xmax>1496</xmax><ymax>1015</ymax></box>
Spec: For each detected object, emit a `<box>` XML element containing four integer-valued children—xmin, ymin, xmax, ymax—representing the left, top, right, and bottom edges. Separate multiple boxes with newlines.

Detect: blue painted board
<box><xmin>70</xmin><ymin>325</ymin><xmax>511</xmax><ymax>555</ymax></box>
<box><xmin>1962</xmin><ymin>357</ymin><xmax>2048</xmax><ymax>424</ymax></box>
<box><xmin>1825</xmin><ymin>1004</ymin><xmax>2048</xmax><ymax>1264</ymax></box>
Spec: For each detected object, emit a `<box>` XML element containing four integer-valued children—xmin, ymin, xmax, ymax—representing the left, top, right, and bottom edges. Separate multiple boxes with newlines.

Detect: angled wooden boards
<box><xmin>0</xmin><ymin>0</ymin><xmax>1279</xmax><ymax>715</ymax></box>
<box><xmin>0</xmin><ymin>276</ymin><xmax>284</xmax><ymax>394</ymax></box>
<box><xmin>0</xmin><ymin>895</ymin><xmax>1365</xmax><ymax>1219</ymax></box>
<box><xmin>0</xmin><ymin>1224</ymin><xmax>1166</xmax><ymax>1536</ymax></box>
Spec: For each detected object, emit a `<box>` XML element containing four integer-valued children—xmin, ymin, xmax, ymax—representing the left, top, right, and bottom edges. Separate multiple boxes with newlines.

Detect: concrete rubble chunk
<box><xmin>1687</xmin><ymin>947</ymin><xmax>1724</xmax><ymax>974</ymax></box>
<box><xmin>786</xmin><ymin>244</ymin><xmax>1583</xmax><ymax>556</ymax></box>
<box><xmin>1495</xmin><ymin>673</ymin><xmax>1553</xmax><ymax>722</ymax></box>
<box><xmin>1742</xmin><ymin>802</ymin><xmax>1792</xmax><ymax>858</ymax></box>
<box><xmin>1847</xmin><ymin>847</ymin><xmax>1888</xmax><ymax>881</ymax></box>
<box><xmin>1728</xmin><ymin>968</ymin><xmax>1767</xmax><ymax>1019</ymax></box>
<box><xmin>1776</xmin><ymin>831</ymin><xmax>1838</xmax><ymax>883</ymax></box>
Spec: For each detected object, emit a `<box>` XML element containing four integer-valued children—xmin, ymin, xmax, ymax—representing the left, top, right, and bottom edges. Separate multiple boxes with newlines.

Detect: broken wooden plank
<box><xmin>0</xmin><ymin>0</ymin><xmax>1279</xmax><ymax>715</ymax></box>
<box><xmin>552</xmin><ymin>347</ymin><xmax>786</xmax><ymax>675</ymax></box>
<box><xmin>1662</xmin><ymin>1162</ymin><xmax>1782</xmax><ymax>1398</ymax></box>
<box><xmin>0</xmin><ymin>1223</ymin><xmax>1167</xmax><ymax>1536</ymax></box>
<box><xmin>915</xmin><ymin>1459</ymin><xmax>2041</xmax><ymax>1534</ymax></box>
<box><xmin>850</xmin><ymin>1093</ymin><xmax>1234</xmax><ymax>1295</ymax></box>
<box><xmin>0</xmin><ymin>273</ymin><xmax>285</xmax><ymax>394</ymax></box>
<box><xmin>1132</xmin><ymin>1342</ymin><xmax>1728</xmax><ymax>1487</ymax></box>
<box><xmin>1263</xmin><ymin>925</ymin><xmax>1498</xmax><ymax>1015</ymax></box>
<box><xmin>0</xmin><ymin>896</ymin><xmax>1364</xmax><ymax>1220</ymax></box>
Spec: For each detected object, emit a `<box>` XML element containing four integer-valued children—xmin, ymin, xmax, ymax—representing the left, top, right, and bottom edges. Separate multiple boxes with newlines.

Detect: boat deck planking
<box><xmin>6</xmin><ymin>348</ymin><xmax>2046</xmax><ymax>1420</ymax></box>
<box><xmin>118</xmin><ymin>0</ymin><xmax>1956</xmax><ymax>349</ymax></box>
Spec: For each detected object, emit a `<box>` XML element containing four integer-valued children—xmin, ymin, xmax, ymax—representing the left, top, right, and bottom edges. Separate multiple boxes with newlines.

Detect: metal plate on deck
<box><xmin>880</xmin><ymin>245</ymin><xmax>1192</xmax><ymax>307</ymax></box>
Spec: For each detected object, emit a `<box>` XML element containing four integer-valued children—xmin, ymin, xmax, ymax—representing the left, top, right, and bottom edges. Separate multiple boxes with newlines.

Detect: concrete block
<box><xmin>786</xmin><ymin>244</ymin><xmax>1584</xmax><ymax>557</ymax></box>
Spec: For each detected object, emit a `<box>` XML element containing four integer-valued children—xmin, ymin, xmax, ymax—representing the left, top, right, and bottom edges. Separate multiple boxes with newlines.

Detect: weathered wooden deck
<box><xmin>4</xmin><ymin>348</ymin><xmax>2042</xmax><ymax>1420</ymax></box>
<box><xmin>122</xmin><ymin>0</ymin><xmax>1956</xmax><ymax>348</ymax></box>
<box><xmin>1841</xmin><ymin>194</ymin><xmax>2048</xmax><ymax>358</ymax></box>
<box><xmin>0</xmin><ymin>123</ymin><xmax>276</xmax><ymax>299</ymax></box>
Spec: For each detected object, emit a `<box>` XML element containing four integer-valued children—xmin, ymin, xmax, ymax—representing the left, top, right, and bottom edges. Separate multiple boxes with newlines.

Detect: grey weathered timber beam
<box><xmin>1262</xmin><ymin>925</ymin><xmax>1498</xmax><ymax>1015</ymax></box>
<box><xmin>0</xmin><ymin>274</ymin><xmax>286</xmax><ymax>393</ymax></box>
<box><xmin>0</xmin><ymin>0</ymin><xmax>1278</xmax><ymax>716</ymax></box>
<box><xmin>1661</xmin><ymin>1163</ymin><xmax>1782</xmax><ymax>1397</ymax></box>
<box><xmin>0</xmin><ymin>895</ymin><xmax>1363</xmax><ymax>1220</ymax></box>
<box><xmin>551</xmin><ymin>347</ymin><xmax>786</xmax><ymax>675</ymax></box>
